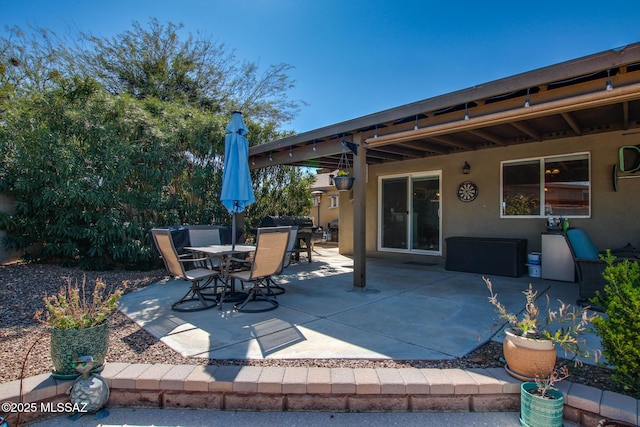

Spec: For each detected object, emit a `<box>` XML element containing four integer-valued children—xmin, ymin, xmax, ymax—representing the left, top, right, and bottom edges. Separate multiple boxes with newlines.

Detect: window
<box><xmin>501</xmin><ymin>153</ymin><xmax>590</xmax><ymax>218</ymax></box>
<box><xmin>329</xmin><ymin>195</ymin><xmax>339</xmax><ymax>208</ymax></box>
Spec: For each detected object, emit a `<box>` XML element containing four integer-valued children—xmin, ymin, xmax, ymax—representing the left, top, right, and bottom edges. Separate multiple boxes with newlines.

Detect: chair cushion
<box><xmin>566</xmin><ymin>229</ymin><xmax>600</xmax><ymax>260</ymax></box>
<box><xmin>185</xmin><ymin>268</ymin><xmax>218</xmax><ymax>281</ymax></box>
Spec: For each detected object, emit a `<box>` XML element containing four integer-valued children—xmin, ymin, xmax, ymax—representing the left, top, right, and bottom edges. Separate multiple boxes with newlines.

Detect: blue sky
<box><xmin>3</xmin><ymin>0</ymin><xmax>640</xmax><ymax>134</ymax></box>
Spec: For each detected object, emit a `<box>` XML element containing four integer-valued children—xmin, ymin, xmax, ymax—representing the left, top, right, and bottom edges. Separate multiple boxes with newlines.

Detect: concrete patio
<box><xmin>7</xmin><ymin>246</ymin><xmax>640</xmax><ymax>427</ymax></box>
<box><xmin>118</xmin><ymin>245</ymin><xmax>602</xmax><ymax>364</ymax></box>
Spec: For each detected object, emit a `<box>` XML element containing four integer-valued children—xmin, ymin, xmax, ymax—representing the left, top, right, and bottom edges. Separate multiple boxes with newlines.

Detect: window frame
<box><xmin>500</xmin><ymin>152</ymin><xmax>591</xmax><ymax>219</ymax></box>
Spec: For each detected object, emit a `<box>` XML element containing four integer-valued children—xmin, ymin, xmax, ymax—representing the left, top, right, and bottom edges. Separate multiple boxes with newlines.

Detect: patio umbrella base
<box><xmin>221</xmin><ymin>291</ymin><xmax>249</xmax><ymax>303</ymax></box>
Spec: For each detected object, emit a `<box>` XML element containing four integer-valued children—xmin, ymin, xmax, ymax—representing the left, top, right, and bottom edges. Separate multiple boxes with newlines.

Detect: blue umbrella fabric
<box><xmin>221</xmin><ymin>111</ymin><xmax>255</xmax><ymax>247</ymax></box>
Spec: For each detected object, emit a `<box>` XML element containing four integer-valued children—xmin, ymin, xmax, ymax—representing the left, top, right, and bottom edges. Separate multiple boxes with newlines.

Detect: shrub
<box><xmin>34</xmin><ymin>276</ymin><xmax>124</xmax><ymax>330</ymax></box>
<box><xmin>485</xmin><ymin>277</ymin><xmax>599</xmax><ymax>360</ymax></box>
<box><xmin>591</xmin><ymin>252</ymin><xmax>640</xmax><ymax>398</ymax></box>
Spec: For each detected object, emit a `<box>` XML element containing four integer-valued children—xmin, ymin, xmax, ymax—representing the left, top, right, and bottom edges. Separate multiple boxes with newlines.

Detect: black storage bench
<box><xmin>445</xmin><ymin>236</ymin><xmax>528</xmax><ymax>277</ymax></box>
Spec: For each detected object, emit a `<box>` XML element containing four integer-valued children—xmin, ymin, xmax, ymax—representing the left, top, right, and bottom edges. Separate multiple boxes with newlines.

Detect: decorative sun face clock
<box><xmin>457</xmin><ymin>181</ymin><xmax>478</xmax><ymax>202</ymax></box>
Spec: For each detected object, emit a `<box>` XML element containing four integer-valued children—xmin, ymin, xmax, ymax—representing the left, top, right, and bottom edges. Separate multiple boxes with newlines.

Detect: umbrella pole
<box><xmin>232</xmin><ymin>212</ymin><xmax>236</xmax><ymax>250</ymax></box>
<box><xmin>231</xmin><ymin>201</ymin><xmax>239</xmax><ymax>250</ymax></box>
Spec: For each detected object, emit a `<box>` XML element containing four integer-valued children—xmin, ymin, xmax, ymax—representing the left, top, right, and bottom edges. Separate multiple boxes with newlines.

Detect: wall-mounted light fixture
<box><xmin>464</xmin><ymin>103</ymin><xmax>470</xmax><ymax>120</ymax></box>
<box><xmin>606</xmin><ymin>69</ymin><xmax>613</xmax><ymax>91</ymax></box>
<box><xmin>463</xmin><ymin>161</ymin><xmax>471</xmax><ymax>174</ymax></box>
<box><xmin>524</xmin><ymin>88</ymin><xmax>531</xmax><ymax>108</ymax></box>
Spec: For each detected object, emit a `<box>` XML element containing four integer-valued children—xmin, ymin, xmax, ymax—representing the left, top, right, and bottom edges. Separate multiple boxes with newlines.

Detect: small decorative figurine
<box><xmin>68</xmin><ymin>356</ymin><xmax>110</xmax><ymax>420</ymax></box>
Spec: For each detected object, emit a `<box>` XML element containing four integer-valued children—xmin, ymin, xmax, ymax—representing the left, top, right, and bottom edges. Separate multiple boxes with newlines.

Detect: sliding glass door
<box><xmin>379</xmin><ymin>172</ymin><xmax>441</xmax><ymax>254</ymax></box>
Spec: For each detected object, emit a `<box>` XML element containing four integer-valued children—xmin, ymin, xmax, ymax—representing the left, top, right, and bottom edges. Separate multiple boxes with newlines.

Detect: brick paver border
<box><xmin>1</xmin><ymin>364</ymin><xmax>637</xmax><ymax>426</ymax></box>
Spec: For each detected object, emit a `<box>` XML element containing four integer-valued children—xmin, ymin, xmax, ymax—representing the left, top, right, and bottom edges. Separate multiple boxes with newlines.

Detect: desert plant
<box><xmin>591</xmin><ymin>253</ymin><xmax>640</xmax><ymax>398</ymax></box>
<box><xmin>532</xmin><ymin>365</ymin><xmax>570</xmax><ymax>398</ymax></box>
<box><xmin>485</xmin><ymin>277</ymin><xmax>600</xmax><ymax>360</ymax></box>
<box><xmin>34</xmin><ymin>276</ymin><xmax>124</xmax><ymax>330</ymax></box>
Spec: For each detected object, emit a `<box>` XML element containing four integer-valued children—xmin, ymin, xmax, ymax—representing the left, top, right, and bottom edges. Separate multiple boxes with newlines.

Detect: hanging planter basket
<box><xmin>335</xmin><ymin>145</ymin><xmax>354</xmax><ymax>191</ymax></box>
<box><xmin>334</xmin><ymin>176</ymin><xmax>355</xmax><ymax>191</ymax></box>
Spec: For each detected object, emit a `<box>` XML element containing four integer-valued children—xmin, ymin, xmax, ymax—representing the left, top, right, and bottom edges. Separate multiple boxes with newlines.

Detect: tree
<box><xmin>68</xmin><ymin>18</ymin><xmax>302</xmax><ymax>124</ymax></box>
<box><xmin>0</xmin><ymin>25</ymin><xmax>68</xmax><ymax>97</ymax></box>
<box><xmin>0</xmin><ymin>76</ymin><xmax>195</xmax><ymax>266</ymax></box>
<box><xmin>0</xmin><ymin>22</ymin><xmax>314</xmax><ymax>267</ymax></box>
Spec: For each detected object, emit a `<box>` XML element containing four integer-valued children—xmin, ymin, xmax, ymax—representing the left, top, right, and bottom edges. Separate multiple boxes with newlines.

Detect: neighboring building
<box><xmin>309</xmin><ymin>169</ymin><xmax>341</xmax><ymax>241</ymax></box>
<box><xmin>249</xmin><ymin>43</ymin><xmax>640</xmax><ymax>288</ymax></box>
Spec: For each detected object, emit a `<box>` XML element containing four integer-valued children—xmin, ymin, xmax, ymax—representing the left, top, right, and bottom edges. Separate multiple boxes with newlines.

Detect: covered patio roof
<box><xmin>249</xmin><ymin>42</ymin><xmax>640</xmax><ymax>170</ymax></box>
<box><xmin>248</xmin><ymin>42</ymin><xmax>640</xmax><ymax>291</ymax></box>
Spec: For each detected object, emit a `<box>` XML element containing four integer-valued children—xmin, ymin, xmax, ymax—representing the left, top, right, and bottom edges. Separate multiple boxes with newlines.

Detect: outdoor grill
<box><xmin>258</xmin><ymin>215</ymin><xmax>324</xmax><ymax>262</ymax></box>
<box><xmin>259</xmin><ymin>216</ymin><xmax>323</xmax><ymax>241</ymax></box>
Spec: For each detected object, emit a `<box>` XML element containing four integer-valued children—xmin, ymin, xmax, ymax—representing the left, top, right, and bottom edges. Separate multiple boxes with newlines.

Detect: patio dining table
<box><xmin>184</xmin><ymin>244</ymin><xmax>256</xmax><ymax>305</ymax></box>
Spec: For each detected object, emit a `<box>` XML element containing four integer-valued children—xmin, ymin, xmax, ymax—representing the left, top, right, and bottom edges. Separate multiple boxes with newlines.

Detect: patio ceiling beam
<box><xmin>250</xmin><ymin>139</ymin><xmax>343</xmax><ymax>169</ymax></box>
<box><xmin>361</xmin><ymin>152</ymin><xmax>391</xmax><ymax>162</ymax></box>
<box><xmin>402</xmin><ymin>141</ymin><xmax>449</xmax><ymax>154</ymax></box>
<box><xmin>412</xmin><ymin>141</ymin><xmax>450</xmax><ymax>154</ymax></box>
<box><xmin>371</xmin><ymin>144</ymin><xmax>426</xmax><ymax>159</ymax></box>
<box><xmin>561</xmin><ymin>112</ymin><xmax>583</xmax><ymax>135</ymax></box>
<box><xmin>467</xmin><ymin>129</ymin><xmax>507</xmax><ymax>146</ymax></box>
<box><xmin>510</xmin><ymin>121</ymin><xmax>542</xmax><ymax>141</ymax></box>
<box><xmin>428</xmin><ymin>135</ymin><xmax>477</xmax><ymax>150</ymax></box>
<box><xmin>364</xmin><ymin>82</ymin><xmax>640</xmax><ymax>148</ymax></box>
<box><xmin>365</xmin><ymin>150</ymin><xmax>406</xmax><ymax>162</ymax></box>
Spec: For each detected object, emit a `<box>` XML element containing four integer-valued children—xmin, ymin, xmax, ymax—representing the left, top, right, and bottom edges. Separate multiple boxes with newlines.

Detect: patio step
<box><xmin>1</xmin><ymin>364</ymin><xmax>638</xmax><ymax>426</ymax></box>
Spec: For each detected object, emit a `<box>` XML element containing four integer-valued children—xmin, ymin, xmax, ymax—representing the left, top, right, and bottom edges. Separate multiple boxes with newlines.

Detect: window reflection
<box><xmin>502</xmin><ymin>153</ymin><xmax>590</xmax><ymax>217</ymax></box>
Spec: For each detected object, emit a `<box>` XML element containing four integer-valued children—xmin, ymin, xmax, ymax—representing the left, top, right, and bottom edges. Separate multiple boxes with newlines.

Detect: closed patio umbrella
<box><xmin>221</xmin><ymin>111</ymin><xmax>255</xmax><ymax>249</ymax></box>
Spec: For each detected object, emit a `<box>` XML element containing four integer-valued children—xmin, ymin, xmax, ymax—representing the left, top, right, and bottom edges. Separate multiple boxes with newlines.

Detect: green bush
<box><xmin>0</xmin><ymin>78</ymin><xmax>314</xmax><ymax>269</ymax></box>
<box><xmin>591</xmin><ymin>252</ymin><xmax>640</xmax><ymax>398</ymax></box>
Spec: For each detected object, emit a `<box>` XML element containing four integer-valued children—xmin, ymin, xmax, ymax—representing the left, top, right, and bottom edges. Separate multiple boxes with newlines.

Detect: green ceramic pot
<box><xmin>50</xmin><ymin>319</ymin><xmax>110</xmax><ymax>379</ymax></box>
<box><xmin>520</xmin><ymin>381</ymin><xmax>564</xmax><ymax>427</ymax></box>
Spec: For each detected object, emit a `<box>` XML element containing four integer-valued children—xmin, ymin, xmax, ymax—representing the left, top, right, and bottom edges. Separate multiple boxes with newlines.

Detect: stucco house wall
<box><xmin>339</xmin><ymin>130</ymin><xmax>640</xmax><ymax>258</ymax></box>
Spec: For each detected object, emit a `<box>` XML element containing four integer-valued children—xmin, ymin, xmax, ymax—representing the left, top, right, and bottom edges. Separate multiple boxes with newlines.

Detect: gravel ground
<box><xmin>0</xmin><ymin>261</ymin><xmax>622</xmax><ymax>395</ymax></box>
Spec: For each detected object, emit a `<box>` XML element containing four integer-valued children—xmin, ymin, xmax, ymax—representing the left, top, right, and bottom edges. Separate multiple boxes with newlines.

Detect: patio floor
<box><xmin>118</xmin><ymin>246</ymin><xmax>602</xmax><ymax>363</ymax></box>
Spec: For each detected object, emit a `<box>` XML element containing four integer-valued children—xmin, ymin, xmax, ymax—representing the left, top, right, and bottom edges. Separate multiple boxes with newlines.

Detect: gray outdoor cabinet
<box><xmin>541</xmin><ymin>232</ymin><xmax>576</xmax><ymax>282</ymax></box>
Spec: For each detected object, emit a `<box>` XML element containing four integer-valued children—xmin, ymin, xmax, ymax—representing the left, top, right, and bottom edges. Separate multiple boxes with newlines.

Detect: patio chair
<box><xmin>188</xmin><ymin>225</ymin><xmax>222</xmax><ymax>246</ymax></box>
<box><xmin>565</xmin><ymin>228</ymin><xmax>637</xmax><ymax>309</ymax></box>
<box><xmin>188</xmin><ymin>225</ymin><xmax>222</xmax><ymax>270</ymax></box>
<box><xmin>151</xmin><ymin>228</ymin><xmax>221</xmax><ymax>312</ymax></box>
<box><xmin>228</xmin><ymin>226</ymin><xmax>291</xmax><ymax>313</ymax></box>
<box><xmin>265</xmin><ymin>225</ymin><xmax>299</xmax><ymax>296</ymax></box>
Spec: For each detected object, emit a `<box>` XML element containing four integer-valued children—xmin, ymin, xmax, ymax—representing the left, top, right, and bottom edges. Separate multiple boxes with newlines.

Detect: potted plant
<box><xmin>35</xmin><ymin>276</ymin><xmax>124</xmax><ymax>379</ymax></box>
<box><xmin>484</xmin><ymin>277</ymin><xmax>600</xmax><ymax>380</ymax></box>
<box><xmin>520</xmin><ymin>365</ymin><xmax>569</xmax><ymax>427</ymax></box>
<box><xmin>334</xmin><ymin>169</ymin><xmax>354</xmax><ymax>191</ymax></box>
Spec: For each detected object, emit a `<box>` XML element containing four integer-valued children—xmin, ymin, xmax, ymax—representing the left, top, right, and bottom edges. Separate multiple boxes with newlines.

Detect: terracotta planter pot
<box><xmin>503</xmin><ymin>328</ymin><xmax>556</xmax><ymax>380</ymax></box>
<box><xmin>50</xmin><ymin>320</ymin><xmax>110</xmax><ymax>379</ymax></box>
